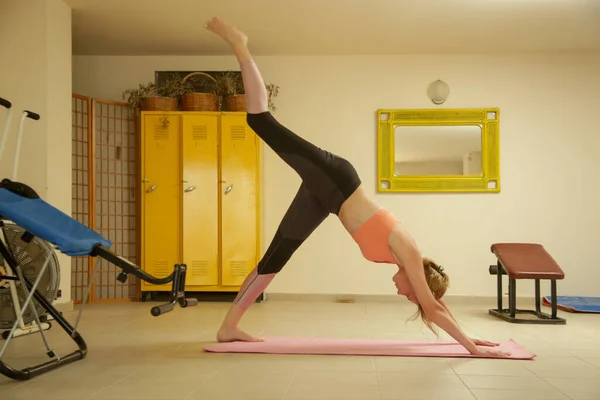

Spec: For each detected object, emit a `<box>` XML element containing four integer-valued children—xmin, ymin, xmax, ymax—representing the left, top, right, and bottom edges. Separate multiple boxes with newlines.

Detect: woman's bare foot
<box><xmin>204</xmin><ymin>17</ymin><xmax>248</xmax><ymax>47</ymax></box>
<box><xmin>217</xmin><ymin>326</ymin><xmax>264</xmax><ymax>343</ymax></box>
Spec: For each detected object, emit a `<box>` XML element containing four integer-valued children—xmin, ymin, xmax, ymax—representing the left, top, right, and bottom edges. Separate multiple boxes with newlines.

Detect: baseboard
<box><xmin>263</xmin><ymin>293</ymin><xmax>538</xmax><ymax>305</ymax></box>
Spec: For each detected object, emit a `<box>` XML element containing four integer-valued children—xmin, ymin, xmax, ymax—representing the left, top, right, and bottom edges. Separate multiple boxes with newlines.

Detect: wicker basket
<box><xmin>180</xmin><ymin>71</ymin><xmax>219</xmax><ymax>111</ymax></box>
<box><xmin>226</xmin><ymin>94</ymin><xmax>246</xmax><ymax>111</ymax></box>
<box><xmin>141</xmin><ymin>96</ymin><xmax>178</xmax><ymax>111</ymax></box>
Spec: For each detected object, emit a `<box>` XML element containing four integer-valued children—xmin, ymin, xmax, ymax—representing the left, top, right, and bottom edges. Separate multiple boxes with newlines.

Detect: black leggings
<box><xmin>247</xmin><ymin>112</ymin><xmax>361</xmax><ymax>275</ymax></box>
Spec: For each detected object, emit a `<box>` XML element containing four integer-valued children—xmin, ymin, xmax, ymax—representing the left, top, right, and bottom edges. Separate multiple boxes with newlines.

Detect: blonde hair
<box><xmin>409</xmin><ymin>257</ymin><xmax>449</xmax><ymax>334</ymax></box>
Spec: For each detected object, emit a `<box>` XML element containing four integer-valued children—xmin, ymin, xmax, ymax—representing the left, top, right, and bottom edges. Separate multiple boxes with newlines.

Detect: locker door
<box><xmin>220</xmin><ymin>114</ymin><xmax>260</xmax><ymax>287</ymax></box>
<box><xmin>141</xmin><ymin>113</ymin><xmax>181</xmax><ymax>288</ymax></box>
<box><xmin>181</xmin><ymin>114</ymin><xmax>219</xmax><ymax>286</ymax></box>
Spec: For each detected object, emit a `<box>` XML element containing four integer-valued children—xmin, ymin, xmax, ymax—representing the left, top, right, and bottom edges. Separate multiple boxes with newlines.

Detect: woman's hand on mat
<box><xmin>472</xmin><ymin>338</ymin><xmax>500</xmax><ymax>347</ymax></box>
<box><xmin>471</xmin><ymin>346</ymin><xmax>511</xmax><ymax>357</ymax></box>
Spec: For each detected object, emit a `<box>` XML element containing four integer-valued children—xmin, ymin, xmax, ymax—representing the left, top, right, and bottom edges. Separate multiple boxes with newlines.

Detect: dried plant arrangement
<box><xmin>179</xmin><ymin>71</ymin><xmax>220</xmax><ymax>111</ymax></box>
<box><xmin>122</xmin><ymin>74</ymin><xmax>194</xmax><ymax>113</ymax></box>
<box><xmin>265</xmin><ymin>83</ymin><xmax>279</xmax><ymax>112</ymax></box>
<box><xmin>124</xmin><ymin>70</ymin><xmax>280</xmax><ymax>114</ymax></box>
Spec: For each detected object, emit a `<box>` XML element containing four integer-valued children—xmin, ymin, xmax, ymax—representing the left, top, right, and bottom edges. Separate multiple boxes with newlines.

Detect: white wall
<box><xmin>0</xmin><ymin>0</ymin><xmax>72</xmax><ymax>305</ymax></box>
<box><xmin>45</xmin><ymin>0</ymin><xmax>72</xmax><ymax>306</ymax></box>
<box><xmin>0</xmin><ymin>0</ymin><xmax>48</xmax><ymax>192</ymax></box>
<box><xmin>73</xmin><ymin>52</ymin><xmax>600</xmax><ymax>299</ymax></box>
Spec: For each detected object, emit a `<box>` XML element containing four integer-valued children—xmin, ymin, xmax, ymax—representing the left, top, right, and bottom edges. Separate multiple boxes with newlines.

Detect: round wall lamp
<box><xmin>427</xmin><ymin>79</ymin><xmax>450</xmax><ymax>105</ymax></box>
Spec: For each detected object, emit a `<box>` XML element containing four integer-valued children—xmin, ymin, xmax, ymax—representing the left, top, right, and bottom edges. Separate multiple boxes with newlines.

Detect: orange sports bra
<box><xmin>351</xmin><ymin>208</ymin><xmax>398</xmax><ymax>264</ymax></box>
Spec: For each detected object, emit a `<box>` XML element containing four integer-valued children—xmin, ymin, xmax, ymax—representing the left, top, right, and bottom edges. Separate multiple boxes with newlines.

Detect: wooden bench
<box><xmin>488</xmin><ymin>243</ymin><xmax>566</xmax><ymax>324</ymax></box>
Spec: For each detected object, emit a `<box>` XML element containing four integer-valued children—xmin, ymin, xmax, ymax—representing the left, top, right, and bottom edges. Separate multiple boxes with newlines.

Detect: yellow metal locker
<box><xmin>139</xmin><ymin>111</ymin><xmax>261</xmax><ymax>296</ymax></box>
<box><xmin>181</xmin><ymin>114</ymin><xmax>220</xmax><ymax>286</ymax></box>
<box><xmin>220</xmin><ymin>113</ymin><xmax>261</xmax><ymax>287</ymax></box>
<box><xmin>140</xmin><ymin>114</ymin><xmax>181</xmax><ymax>292</ymax></box>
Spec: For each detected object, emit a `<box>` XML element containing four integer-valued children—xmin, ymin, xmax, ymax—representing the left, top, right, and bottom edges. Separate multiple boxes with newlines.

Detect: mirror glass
<box><xmin>394</xmin><ymin>125</ymin><xmax>482</xmax><ymax>176</ymax></box>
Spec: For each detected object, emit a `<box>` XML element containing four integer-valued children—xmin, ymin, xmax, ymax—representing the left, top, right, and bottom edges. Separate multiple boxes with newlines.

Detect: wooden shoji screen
<box><xmin>71</xmin><ymin>95</ymin><xmax>139</xmax><ymax>303</ymax></box>
<box><xmin>93</xmin><ymin>99</ymin><xmax>139</xmax><ymax>302</ymax></box>
<box><xmin>71</xmin><ymin>94</ymin><xmax>92</xmax><ymax>304</ymax></box>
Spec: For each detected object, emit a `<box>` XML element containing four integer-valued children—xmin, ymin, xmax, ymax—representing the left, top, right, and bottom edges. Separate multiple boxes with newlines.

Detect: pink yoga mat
<box><xmin>204</xmin><ymin>337</ymin><xmax>536</xmax><ymax>360</ymax></box>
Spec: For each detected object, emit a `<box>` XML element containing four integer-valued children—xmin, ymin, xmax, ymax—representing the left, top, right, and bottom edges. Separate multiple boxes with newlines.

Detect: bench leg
<box><xmin>535</xmin><ymin>279</ymin><xmax>541</xmax><ymax>315</ymax></box>
<box><xmin>509</xmin><ymin>278</ymin><xmax>517</xmax><ymax>318</ymax></box>
<box><xmin>488</xmin><ymin>264</ymin><xmax>566</xmax><ymax>325</ymax></box>
<box><xmin>496</xmin><ymin>261</ymin><xmax>503</xmax><ymax>313</ymax></box>
<box><xmin>551</xmin><ymin>279</ymin><xmax>558</xmax><ymax>319</ymax></box>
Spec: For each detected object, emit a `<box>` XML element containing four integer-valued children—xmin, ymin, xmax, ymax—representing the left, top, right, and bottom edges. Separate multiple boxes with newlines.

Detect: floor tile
<box><xmin>460</xmin><ymin>374</ymin><xmax>557</xmax><ymax>391</ymax></box>
<box><xmin>471</xmin><ymin>388</ymin><xmax>569</xmax><ymax>400</ymax></box>
<box><xmin>544</xmin><ymin>377</ymin><xmax>600</xmax><ymax>400</ymax></box>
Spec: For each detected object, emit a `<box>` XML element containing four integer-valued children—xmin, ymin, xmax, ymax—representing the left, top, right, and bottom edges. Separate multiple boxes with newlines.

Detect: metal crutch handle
<box><xmin>12</xmin><ymin>110</ymin><xmax>40</xmax><ymax>181</ymax></box>
<box><xmin>24</xmin><ymin>110</ymin><xmax>40</xmax><ymax>120</ymax></box>
<box><xmin>0</xmin><ymin>98</ymin><xmax>13</xmax><ymax>166</ymax></box>
<box><xmin>0</xmin><ymin>98</ymin><xmax>11</xmax><ymax>109</ymax></box>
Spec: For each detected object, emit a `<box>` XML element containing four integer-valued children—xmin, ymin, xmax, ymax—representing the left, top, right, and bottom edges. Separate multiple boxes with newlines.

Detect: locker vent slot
<box><xmin>153</xmin><ymin>127</ymin><xmax>170</xmax><ymax>141</ymax></box>
<box><xmin>192</xmin><ymin>125</ymin><xmax>209</xmax><ymax>141</ymax></box>
<box><xmin>191</xmin><ymin>261</ymin><xmax>209</xmax><ymax>276</ymax></box>
<box><xmin>229</xmin><ymin>261</ymin><xmax>249</xmax><ymax>276</ymax></box>
<box><xmin>152</xmin><ymin>260</ymin><xmax>171</xmax><ymax>278</ymax></box>
<box><xmin>231</xmin><ymin>126</ymin><xmax>247</xmax><ymax>141</ymax></box>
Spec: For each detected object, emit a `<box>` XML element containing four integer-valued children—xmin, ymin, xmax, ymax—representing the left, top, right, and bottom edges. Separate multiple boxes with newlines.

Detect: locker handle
<box><xmin>146</xmin><ymin>185</ymin><xmax>157</xmax><ymax>193</ymax></box>
<box><xmin>184</xmin><ymin>186</ymin><xmax>197</xmax><ymax>193</ymax></box>
<box><xmin>224</xmin><ymin>184</ymin><xmax>234</xmax><ymax>195</ymax></box>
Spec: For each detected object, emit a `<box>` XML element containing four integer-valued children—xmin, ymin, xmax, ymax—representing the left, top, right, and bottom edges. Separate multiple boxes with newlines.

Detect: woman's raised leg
<box><xmin>204</xmin><ymin>17</ymin><xmax>338</xmax><ymax>181</ymax></box>
<box><xmin>204</xmin><ymin>17</ymin><xmax>267</xmax><ymax>113</ymax></box>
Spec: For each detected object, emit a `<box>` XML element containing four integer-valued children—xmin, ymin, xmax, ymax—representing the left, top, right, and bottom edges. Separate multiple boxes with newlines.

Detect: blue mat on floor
<box><xmin>543</xmin><ymin>296</ymin><xmax>600</xmax><ymax>313</ymax></box>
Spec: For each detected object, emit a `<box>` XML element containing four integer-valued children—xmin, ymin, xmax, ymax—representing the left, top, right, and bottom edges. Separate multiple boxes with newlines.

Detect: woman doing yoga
<box><xmin>205</xmin><ymin>17</ymin><xmax>509</xmax><ymax>357</ymax></box>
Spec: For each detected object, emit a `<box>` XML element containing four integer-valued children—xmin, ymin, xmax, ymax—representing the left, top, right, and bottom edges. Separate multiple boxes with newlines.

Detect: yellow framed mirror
<box><xmin>377</xmin><ymin>108</ymin><xmax>500</xmax><ymax>193</ymax></box>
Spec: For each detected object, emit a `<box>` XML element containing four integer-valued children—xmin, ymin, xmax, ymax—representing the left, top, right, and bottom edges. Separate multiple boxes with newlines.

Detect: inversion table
<box><xmin>0</xmin><ymin>97</ymin><xmax>197</xmax><ymax>381</ymax></box>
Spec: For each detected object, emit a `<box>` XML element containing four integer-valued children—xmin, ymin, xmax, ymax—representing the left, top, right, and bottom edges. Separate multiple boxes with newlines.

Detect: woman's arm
<box><xmin>389</xmin><ymin>225</ymin><xmax>508</xmax><ymax>356</ymax></box>
<box><xmin>438</xmin><ymin>298</ymin><xmax>459</xmax><ymax>323</ymax></box>
<box><xmin>438</xmin><ymin>298</ymin><xmax>500</xmax><ymax>347</ymax></box>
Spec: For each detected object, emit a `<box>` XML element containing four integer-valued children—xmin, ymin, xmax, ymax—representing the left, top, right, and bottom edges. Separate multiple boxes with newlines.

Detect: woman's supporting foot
<box><xmin>216</xmin><ymin>326</ymin><xmax>264</xmax><ymax>343</ymax></box>
<box><xmin>215</xmin><ymin>297</ymin><xmax>265</xmax><ymax>343</ymax></box>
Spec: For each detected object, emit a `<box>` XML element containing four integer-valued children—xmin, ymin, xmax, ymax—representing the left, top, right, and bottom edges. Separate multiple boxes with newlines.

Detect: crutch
<box><xmin>0</xmin><ymin>99</ymin><xmax>40</xmax><ymax>179</ymax></box>
<box><xmin>0</xmin><ymin>97</ymin><xmax>13</xmax><ymax>165</ymax></box>
<box><xmin>0</xmin><ymin>97</ymin><xmax>53</xmax><ymax>349</ymax></box>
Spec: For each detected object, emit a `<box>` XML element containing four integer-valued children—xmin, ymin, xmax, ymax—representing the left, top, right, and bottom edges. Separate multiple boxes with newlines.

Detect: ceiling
<box><xmin>64</xmin><ymin>0</ymin><xmax>600</xmax><ymax>56</ymax></box>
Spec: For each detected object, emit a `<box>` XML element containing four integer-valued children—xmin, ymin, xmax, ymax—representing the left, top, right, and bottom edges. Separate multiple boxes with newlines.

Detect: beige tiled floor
<box><xmin>0</xmin><ymin>297</ymin><xmax>599</xmax><ymax>399</ymax></box>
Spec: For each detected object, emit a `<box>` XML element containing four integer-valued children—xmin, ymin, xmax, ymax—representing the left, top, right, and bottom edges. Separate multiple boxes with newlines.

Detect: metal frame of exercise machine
<box><xmin>0</xmin><ymin>96</ymin><xmax>198</xmax><ymax>381</ymax></box>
